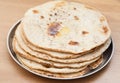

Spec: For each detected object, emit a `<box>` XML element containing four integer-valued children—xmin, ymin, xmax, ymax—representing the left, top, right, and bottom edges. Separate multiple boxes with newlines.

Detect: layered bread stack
<box><xmin>12</xmin><ymin>0</ymin><xmax>111</xmax><ymax>78</ymax></box>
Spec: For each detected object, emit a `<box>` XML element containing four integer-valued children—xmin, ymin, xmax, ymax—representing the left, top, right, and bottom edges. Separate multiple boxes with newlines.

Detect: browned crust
<box><xmin>47</xmin><ymin>22</ymin><xmax>61</xmax><ymax>37</ymax></box>
<box><xmin>40</xmin><ymin>16</ymin><xmax>44</xmax><ymax>19</ymax></box>
<box><xmin>68</xmin><ymin>41</ymin><xmax>79</xmax><ymax>45</ymax></box>
<box><xmin>74</xmin><ymin>16</ymin><xmax>79</xmax><ymax>20</ymax></box>
<box><xmin>82</xmin><ymin>31</ymin><xmax>89</xmax><ymax>35</ymax></box>
<box><xmin>32</xmin><ymin>10</ymin><xmax>39</xmax><ymax>14</ymax></box>
<box><xmin>102</xmin><ymin>26</ymin><xmax>108</xmax><ymax>34</ymax></box>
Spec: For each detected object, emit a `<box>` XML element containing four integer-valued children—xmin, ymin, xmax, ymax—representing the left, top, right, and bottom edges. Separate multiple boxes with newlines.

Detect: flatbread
<box><xmin>14</xmin><ymin>38</ymin><xmax>101</xmax><ymax>68</ymax></box>
<box><xmin>16</xmin><ymin>24</ymin><xmax>103</xmax><ymax>59</ymax></box>
<box><xmin>22</xmin><ymin>0</ymin><xmax>111</xmax><ymax>54</ymax></box>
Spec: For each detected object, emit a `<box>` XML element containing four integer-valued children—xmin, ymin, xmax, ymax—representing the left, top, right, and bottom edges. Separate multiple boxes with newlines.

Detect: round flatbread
<box><xmin>16</xmin><ymin>24</ymin><xmax>102</xmax><ymax>59</ymax></box>
<box><xmin>22</xmin><ymin>0</ymin><xmax>111</xmax><ymax>54</ymax></box>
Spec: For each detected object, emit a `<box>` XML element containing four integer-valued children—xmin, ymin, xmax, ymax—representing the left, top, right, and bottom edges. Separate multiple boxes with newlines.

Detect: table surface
<box><xmin>0</xmin><ymin>0</ymin><xmax>120</xmax><ymax>83</ymax></box>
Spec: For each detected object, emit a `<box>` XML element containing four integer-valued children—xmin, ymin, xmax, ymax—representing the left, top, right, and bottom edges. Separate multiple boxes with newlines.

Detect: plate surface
<box><xmin>7</xmin><ymin>20</ymin><xmax>114</xmax><ymax>80</ymax></box>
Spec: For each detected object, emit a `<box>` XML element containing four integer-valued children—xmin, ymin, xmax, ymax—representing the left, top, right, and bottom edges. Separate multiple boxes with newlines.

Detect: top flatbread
<box><xmin>16</xmin><ymin>24</ymin><xmax>103</xmax><ymax>59</ymax></box>
<box><xmin>22</xmin><ymin>0</ymin><xmax>111</xmax><ymax>54</ymax></box>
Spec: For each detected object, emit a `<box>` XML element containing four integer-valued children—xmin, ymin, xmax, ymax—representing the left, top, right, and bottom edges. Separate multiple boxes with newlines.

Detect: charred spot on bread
<box><xmin>42</xmin><ymin>63</ymin><xmax>52</xmax><ymax>68</ymax></box>
<box><xmin>68</xmin><ymin>41</ymin><xmax>79</xmax><ymax>45</ymax></box>
<box><xmin>102</xmin><ymin>26</ymin><xmax>108</xmax><ymax>33</ymax></box>
<box><xmin>82</xmin><ymin>31</ymin><xmax>89</xmax><ymax>35</ymax></box>
<box><xmin>54</xmin><ymin>13</ymin><xmax>57</xmax><ymax>16</ymax></box>
<box><xmin>49</xmin><ymin>14</ymin><xmax>53</xmax><ymax>16</ymax></box>
<box><xmin>47</xmin><ymin>22</ymin><xmax>61</xmax><ymax>36</ymax></box>
<box><xmin>74</xmin><ymin>7</ymin><xmax>77</xmax><ymax>10</ymax></box>
<box><xmin>74</xmin><ymin>16</ymin><xmax>79</xmax><ymax>20</ymax></box>
<box><xmin>32</xmin><ymin>10</ymin><xmax>39</xmax><ymax>14</ymax></box>
<box><xmin>40</xmin><ymin>16</ymin><xmax>44</xmax><ymax>19</ymax></box>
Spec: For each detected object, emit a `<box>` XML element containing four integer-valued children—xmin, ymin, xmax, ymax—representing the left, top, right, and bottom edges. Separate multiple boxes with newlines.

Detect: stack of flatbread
<box><xmin>12</xmin><ymin>1</ymin><xmax>111</xmax><ymax>78</ymax></box>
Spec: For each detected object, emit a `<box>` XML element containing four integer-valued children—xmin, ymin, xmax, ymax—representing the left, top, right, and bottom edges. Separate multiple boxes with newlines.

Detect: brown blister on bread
<box><xmin>40</xmin><ymin>16</ymin><xmax>44</xmax><ymax>19</ymax></box>
<box><xmin>54</xmin><ymin>13</ymin><xmax>57</xmax><ymax>16</ymax></box>
<box><xmin>102</xmin><ymin>26</ymin><xmax>108</xmax><ymax>34</ymax></box>
<box><xmin>42</xmin><ymin>63</ymin><xmax>52</xmax><ymax>68</ymax></box>
<box><xmin>49</xmin><ymin>14</ymin><xmax>53</xmax><ymax>16</ymax></box>
<box><xmin>100</xmin><ymin>16</ymin><xmax>105</xmax><ymax>22</ymax></box>
<box><xmin>47</xmin><ymin>22</ymin><xmax>61</xmax><ymax>36</ymax></box>
<box><xmin>69</xmin><ymin>41</ymin><xmax>79</xmax><ymax>45</ymax></box>
<box><xmin>74</xmin><ymin>16</ymin><xmax>79</xmax><ymax>20</ymax></box>
<box><xmin>32</xmin><ymin>10</ymin><xmax>39</xmax><ymax>14</ymax></box>
<box><xmin>73</xmin><ymin>7</ymin><xmax>77</xmax><ymax>10</ymax></box>
<box><xmin>82</xmin><ymin>31</ymin><xmax>89</xmax><ymax>35</ymax></box>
